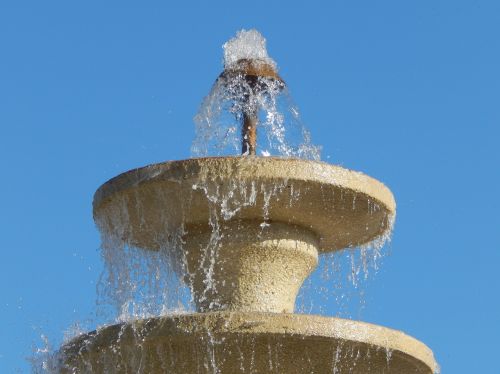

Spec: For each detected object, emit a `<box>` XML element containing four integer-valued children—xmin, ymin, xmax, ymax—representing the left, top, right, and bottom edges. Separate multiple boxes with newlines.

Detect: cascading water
<box><xmin>192</xmin><ymin>29</ymin><xmax>321</xmax><ymax>160</ymax></box>
<box><xmin>32</xmin><ymin>29</ymin><xmax>437</xmax><ymax>374</ymax></box>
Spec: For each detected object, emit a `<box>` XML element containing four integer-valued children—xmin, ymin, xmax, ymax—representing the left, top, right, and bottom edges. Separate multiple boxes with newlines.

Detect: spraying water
<box><xmin>223</xmin><ymin>29</ymin><xmax>276</xmax><ymax>69</ymax></box>
<box><xmin>192</xmin><ymin>29</ymin><xmax>321</xmax><ymax>160</ymax></box>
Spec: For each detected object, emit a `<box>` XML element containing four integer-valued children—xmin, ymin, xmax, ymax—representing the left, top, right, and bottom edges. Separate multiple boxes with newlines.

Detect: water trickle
<box><xmin>297</xmin><ymin>210</ymin><xmax>394</xmax><ymax>317</ymax></box>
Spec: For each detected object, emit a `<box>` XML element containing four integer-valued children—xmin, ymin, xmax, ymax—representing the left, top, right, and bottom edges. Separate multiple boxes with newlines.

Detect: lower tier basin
<box><xmin>59</xmin><ymin>312</ymin><xmax>437</xmax><ymax>373</ymax></box>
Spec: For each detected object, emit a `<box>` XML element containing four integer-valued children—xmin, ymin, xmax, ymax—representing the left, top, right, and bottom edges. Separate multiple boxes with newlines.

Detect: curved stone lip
<box><xmin>94</xmin><ymin>157</ymin><xmax>395</xmax><ymax>211</ymax></box>
<box><xmin>93</xmin><ymin>157</ymin><xmax>396</xmax><ymax>252</ymax></box>
<box><xmin>62</xmin><ymin>312</ymin><xmax>437</xmax><ymax>373</ymax></box>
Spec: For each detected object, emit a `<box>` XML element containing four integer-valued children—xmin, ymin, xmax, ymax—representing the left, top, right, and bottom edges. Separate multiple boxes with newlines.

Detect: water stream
<box><xmin>192</xmin><ymin>29</ymin><xmax>321</xmax><ymax>160</ymax></box>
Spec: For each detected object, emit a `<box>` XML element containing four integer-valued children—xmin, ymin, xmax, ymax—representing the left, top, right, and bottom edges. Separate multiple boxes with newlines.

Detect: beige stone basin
<box><xmin>93</xmin><ymin>157</ymin><xmax>396</xmax><ymax>314</ymax></box>
<box><xmin>59</xmin><ymin>312</ymin><xmax>437</xmax><ymax>374</ymax></box>
<box><xmin>93</xmin><ymin>157</ymin><xmax>396</xmax><ymax>253</ymax></box>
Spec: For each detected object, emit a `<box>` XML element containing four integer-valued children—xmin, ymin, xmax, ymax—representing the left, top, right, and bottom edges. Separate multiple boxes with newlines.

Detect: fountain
<box><xmin>57</xmin><ymin>30</ymin><xmax>438</xmax><ymax>373</ymax></box>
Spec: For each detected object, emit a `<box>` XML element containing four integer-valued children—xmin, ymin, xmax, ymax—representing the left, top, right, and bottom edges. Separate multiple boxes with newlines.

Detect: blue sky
<box><xmin>1</xmin><ymin>1</ymin><xmax>499</xmax><ymax>372</ymax></box>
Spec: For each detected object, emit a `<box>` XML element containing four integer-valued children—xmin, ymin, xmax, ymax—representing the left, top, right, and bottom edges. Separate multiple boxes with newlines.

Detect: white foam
<box><xmin>223</xmin><ymin>29</ymin><xmax>276</xmax><ymax>68</ymax></box>
<box><xmin>193</xmin><ymin>29</ymin><xmax>321</xmax><ymax>161</ymax></box>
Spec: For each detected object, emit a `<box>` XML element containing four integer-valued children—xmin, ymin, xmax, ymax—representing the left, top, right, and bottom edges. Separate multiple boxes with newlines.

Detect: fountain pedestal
<box><xmin>184</xmin><ymin>221</ymin><xmax>318</xmax><ymax>313</ymax></box>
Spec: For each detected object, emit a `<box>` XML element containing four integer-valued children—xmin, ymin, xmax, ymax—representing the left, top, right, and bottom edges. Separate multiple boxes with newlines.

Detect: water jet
<box><xmin>58</xmin><ymin>29</ymin><xmax>438</xmax><ymax>373</ymax></box>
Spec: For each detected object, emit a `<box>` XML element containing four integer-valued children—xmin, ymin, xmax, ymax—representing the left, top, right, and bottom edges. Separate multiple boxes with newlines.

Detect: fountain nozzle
<box><xmin>219</xmin><ymin>58</ymin><xmax>285</xmax><ymax>155</ymax></box>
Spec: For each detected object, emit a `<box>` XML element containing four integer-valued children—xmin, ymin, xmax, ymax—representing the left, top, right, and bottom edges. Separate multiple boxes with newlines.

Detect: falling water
<box><xmin>192</xmin><ymin>29</ymin><xmax>321</xmax><ymax>160</ymax></box>
<box><xmin>92</xmin><ymin>173</ymin><xmax>394</xmax><ymax>322</ymax></box>
<box><xmin>30</xmin><ymin>29</ymin><xmax>415</xmax><ymax>374</ymax></box>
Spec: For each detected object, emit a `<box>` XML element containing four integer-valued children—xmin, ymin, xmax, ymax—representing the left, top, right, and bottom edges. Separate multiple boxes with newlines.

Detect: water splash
<box><xmin>192</xmin><ymin>29</ymin><xmax>321</xmax><ymax>160</ymax></box>
<box><xmin>223</xmin><ymin>29</ymin><xmax>276</xmax><ymax>69</ymax></box>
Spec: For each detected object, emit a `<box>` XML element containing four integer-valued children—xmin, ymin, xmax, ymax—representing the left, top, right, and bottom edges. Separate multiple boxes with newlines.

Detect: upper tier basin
<box><xmin>93</xmin><ymin>157</ymin><xmax>396</xmax><ymax>313</ymax></box>
<box><xmin>93</xmin><ymin>157</ymin><xmax>396</xmax><ymax>253</ymax></box>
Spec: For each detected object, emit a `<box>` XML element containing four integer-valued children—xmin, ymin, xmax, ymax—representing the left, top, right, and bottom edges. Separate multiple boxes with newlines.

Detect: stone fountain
<box><xmin>58</xmin><ymin>30</ymin><xmax>438</xmax><ymax>373</ymax></box>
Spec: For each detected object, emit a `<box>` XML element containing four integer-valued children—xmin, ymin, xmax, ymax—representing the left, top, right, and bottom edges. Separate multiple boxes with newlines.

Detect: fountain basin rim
<box><xmin>93</xmin><ymin>157</ymin><xmax>394</xmax><ymax>207</ymax></box>
<box><xmin>62</xmin><ymin>312</ymin><xmax>437</xmax><ymax>373</ymax></box>
<box><xmin>93</xmin><ymin>157</ymin><xmax>396</xmax><ymax>252</ymax></box>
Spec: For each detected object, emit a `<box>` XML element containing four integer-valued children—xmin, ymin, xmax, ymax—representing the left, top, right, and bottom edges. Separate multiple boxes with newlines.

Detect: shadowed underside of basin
<box><xmin>93</xmin><ymin>157</ymin><xmax>396</xmax><ymax>252</ymax></box>
<box><xmin>59</xmin><ymin>312</ymin><xmax>437</xmax><ymax>374</ymax></box>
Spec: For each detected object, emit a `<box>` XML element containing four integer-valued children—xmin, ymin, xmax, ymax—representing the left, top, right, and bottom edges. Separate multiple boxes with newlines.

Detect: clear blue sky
<box><xmin>1</xmin><ymin>1</ymin><xmax>499</xmax><ymax>372</ymax></box>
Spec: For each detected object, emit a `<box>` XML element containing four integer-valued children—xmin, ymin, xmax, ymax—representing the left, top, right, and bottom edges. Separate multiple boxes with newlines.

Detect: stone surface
<box><xmin>94</xmin><ymin>157</ymin><xmax>396</xmax><ymax>253</ymax></box>
<box><xmin>78</xmin><ymin>157</ymin><xmax>439</xmax><ymax>374</ymax></box>
<box><xmin>184</xmin><ymin>221</ymin><xmax>318</xmax><ymax>313</ymax></box>
<box><xmin>60</xmin><ymin>312</ymin><xmax>438</xmax><ymax>374</ymax></box>
<box><xmin>93</xmin><ymin>157</ymin><xmax>396</xmax><ymax>313</ymax></box>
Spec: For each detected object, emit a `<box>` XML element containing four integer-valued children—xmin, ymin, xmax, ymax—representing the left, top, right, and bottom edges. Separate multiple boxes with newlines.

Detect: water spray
<box><xmin>218</xmin><ymin>58</ymin><xmax>285</xmax><ymax>155</ymax></box>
